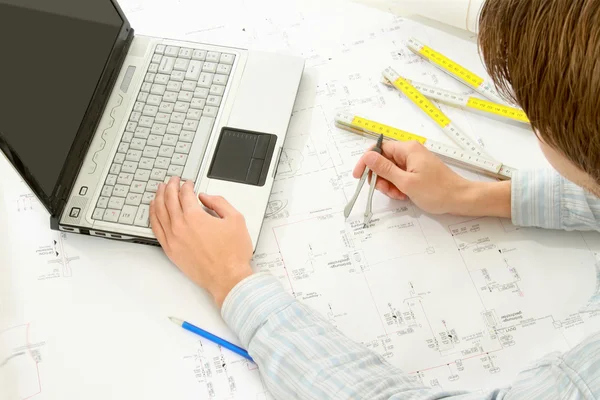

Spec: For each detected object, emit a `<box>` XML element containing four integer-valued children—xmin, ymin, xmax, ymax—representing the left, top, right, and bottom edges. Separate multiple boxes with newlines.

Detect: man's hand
<box><xmin>353</xmin><ymin>141</ymin><xmax>511</xmax><ymax>218</ymax></box>
<box><xmin>149</xmin><ymin>177</ymin><xmax>253</xmax><ymax>308</ymax></box>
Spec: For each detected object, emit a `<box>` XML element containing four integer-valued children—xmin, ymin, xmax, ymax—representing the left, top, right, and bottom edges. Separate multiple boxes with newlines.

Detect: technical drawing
<box><xmin>0</xmin><ymin>324</ymin><xmax>44</xmax><ymax>400</ymax></box>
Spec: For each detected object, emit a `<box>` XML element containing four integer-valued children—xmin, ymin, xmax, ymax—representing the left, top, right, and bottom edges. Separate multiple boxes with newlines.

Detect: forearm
<box><xmin>455</xmin><ymin>180</ymin><xmax>512</xmax><ymax>218</ymax></box>
<box><xmin>222</xmin><ymin>273</ymin><xmax>500</xmax><ymax>399</ymax></box>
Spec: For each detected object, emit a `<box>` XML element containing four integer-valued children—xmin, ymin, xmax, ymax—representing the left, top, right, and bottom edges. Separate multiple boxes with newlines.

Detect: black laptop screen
<box><xmin>0</xmin><ymin>0</ymin><xmax>124</xmax><ymax>198</ymax></box>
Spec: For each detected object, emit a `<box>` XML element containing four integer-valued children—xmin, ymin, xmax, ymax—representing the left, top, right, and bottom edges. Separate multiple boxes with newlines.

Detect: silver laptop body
<box><xmin>0</xmin><ymin>0</ymin><xmax>304</xmax><ymax>250</ymax></box>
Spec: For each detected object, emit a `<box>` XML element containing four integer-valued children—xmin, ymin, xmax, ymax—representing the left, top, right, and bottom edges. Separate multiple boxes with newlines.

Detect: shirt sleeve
<box><xmin>511</xmin><ymin>169</ymin><xmax>600</xmax><ymax>231</ymax></box>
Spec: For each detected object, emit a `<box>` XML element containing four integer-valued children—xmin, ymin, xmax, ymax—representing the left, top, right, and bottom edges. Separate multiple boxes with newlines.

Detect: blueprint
<box><xmin>2</xmin><ymin>0</ymin><xmax>600</xmax><ymax>398</ymax></box>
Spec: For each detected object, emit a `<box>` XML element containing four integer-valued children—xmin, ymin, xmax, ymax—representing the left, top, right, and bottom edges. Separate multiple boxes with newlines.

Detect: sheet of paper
<box><xmin>2</xmin><ymin>0</ymin><xmax>600</xmax><ymax>399</ymax></box>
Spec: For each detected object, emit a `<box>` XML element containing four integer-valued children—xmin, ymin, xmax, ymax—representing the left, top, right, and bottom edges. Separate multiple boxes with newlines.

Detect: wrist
<box><xmin>210</xmin><ymin>265</ymin><xmax>253</xmax><ymax>309</ymax></box>
<box><xmin>455</xmin><ymin>180</ymin><xmax>512</xmax><ymax>218</ymax></box>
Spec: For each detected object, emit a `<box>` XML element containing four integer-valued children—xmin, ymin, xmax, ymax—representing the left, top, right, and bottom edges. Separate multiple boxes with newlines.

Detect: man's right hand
<box><xmin>353</xmin><ymin>140</ymin><xmax>511</xmax><ymax>218</ymax></box>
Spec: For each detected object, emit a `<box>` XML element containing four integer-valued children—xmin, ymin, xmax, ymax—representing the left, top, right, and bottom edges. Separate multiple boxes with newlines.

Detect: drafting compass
<box><xmin>344</xmin><ymin>134</ymin><xmax>384</xmax><ymax>227</ymax></box>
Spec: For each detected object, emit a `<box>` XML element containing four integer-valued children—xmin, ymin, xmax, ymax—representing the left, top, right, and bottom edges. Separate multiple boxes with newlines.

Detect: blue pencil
<box><xmin>169</xmin><ymin>316</ymin><xmax>254</xmax><ymax>362</ymax></box>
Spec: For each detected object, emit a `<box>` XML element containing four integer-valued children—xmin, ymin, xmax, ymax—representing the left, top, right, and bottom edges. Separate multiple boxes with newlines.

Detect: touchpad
<box><xmin>207</xmin><ymin>127</ymin><xmax>277</xmax><ymax>186</ymax></box>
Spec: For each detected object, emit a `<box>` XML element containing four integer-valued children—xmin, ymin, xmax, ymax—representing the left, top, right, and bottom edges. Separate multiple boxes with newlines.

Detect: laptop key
<box><xmin>122</xmin><ymin>161</ymin><xmax>138</xmax><ymax>173</ymax></box>
<box><xmin>187</xmin><ymin>109</ymin><xmax>202</xmax><ymax>120</ymax></box>
<box><xmin>147</xmin><ymin>94</ymin><xmax>162</xmax><ymax>106</ymax></box>
<box><xmin>139</xmin><ymin>157</ymin><xmax>154</xmax><ymax>170</ymax></box>
<box><xmin>183</xmin><ymin>119</ymin><xmax>199</xmax><ymax>131</ymax></box>
<box><xmin>194</xmin><ymin>87</ymin><xmax>209</xmax><ymax>99</ymax></box>
<box><xmin>135</xmin><ymin>169</ymin><xmax>151</xmax><ymax>182</ymax></box>
<box><xmin>180</xmin><ymin>131</ymin><xmax>195</xmax><ymax>143</ymax></box>
<box><xmin>110</xmin><ymin>164</ymin><xmax>121</xmax><ymax>175</ymax></box>
<box><xmin>163</xmin><ymin>134</ymin><xmax>179</xmax><ymax>146</ymax></box>
<box><xmin>113</xmin><ymin>184</ymin><xmax>129</xmax><ymax>197</ymax></box>
<box><xmin>166</xmin><ymin>123</ymin><xmax>182</xmax><ymax>135</ymax></box>
<box><xmin>164</xmin><ymin>46</ymin><xmax>180</xmax><ymax>57</ymax></box>
<box><xmin>150</xmin><ymin>84</ymin><xmax>166</xmax><ymax>95</ymax></box>
<box><xmin>219</xmin><ymin>53</ymin><xmax>235</xmax><ymax>65</ymax></box>
<box><xmin>142</xmin><ymin>192</ymin><xmax>156</xmax><ymax>204</ymax></box>
<box><xmin>175</xmin><ymin>142</ymin><xmax>191</xmax><ymax>154</ymax></box>
<box><xmin>209</xmin><ymin>84</ymin><xmax>225</xmax><ymax>96</ymax></box>
<box><xmin>213</xmin><ymin>74</ymin><xmax>228</xmax><ymax>85</ymax></box>
<box><xmin>174</xmin><ymin>58</ymin><xmax>190</xmax><ymax>71</ymax></box>
<box><xmin>181</xmin><ymin>116</ymin><xmax>214</xmax><ymax>181</ymax></box>
<box><xmin>158</xmin><ymin>57</ymin><xmax>175</xmax><ymax>74</ymax></box>
<box><xmin>117</xmin><ymin>172</ymin><xmax>134</xmax><ymax>185</ymax></box>
<box><xmin>206</xmin><ymin>51</ymin><xmax>220</xmax><ymax>62</ymax></box>
<box><xmin>171</xmin><ymin>112</ymin><xmax>186</xmax><ymax>124</ymax></box>
<box><xmin>178</xmin><ymin>48</ymin><xmax>192</xmax><ymax>59</ymax></box>
<box><xmin>155</xmin><ymin>112</ymin><xmax>171</xmax><ymax>125</ymax></box>
<box><xmin>167</xmin><ymin>165</ymin><xmax>184</xmax><ymax>176</ymax></box>
<box><xmin>171</xmin><ymin>153</ymin><xmax>187</xmax><ymax>166</ymax></box>
<box><xmin>202</xmin><ymin>62</ymin><xmax>217</xmax><ymax>73</ymax></box>
<box><xmin>114</xmin><ymin>153</ymin><xmax>125</xmax><ymax>164</ymax></box>
<box><xmin>216</xmin><ymin>64</ymin><xmax>231</xmax><ymax>75</ymax></box>
<box><xmin>103</xmin><ymin>209</ymin><xmax>121</xmax><ymax>223</ymax></box>
<box><xmin>130</xmin><ymin>181</ymin><xmax>146</xmax><ymax>194</ymax></box>
<box><xmin>185</xmin><ymin>61</ymin><xmax>203</xmax><ymax>81</ymax></box>
<box><xmin>203</xmin><ymin>106</ymin><xmax>218</xmax><ymax>117</ymax></box>
<box><xmin>151</xmin><ymin>123</ymin><xmax>167</xmax><ymax>136</ymax></box>
<box><xmin>174</xmin><ymin>101</ymin><xmax>190</xmax><ymax>113</ymax></box>
<box><xmin>108</xmin><ymin>197</ymin><xmax>125</xmax><ymax>210</ymax></box>
<box><xmin>138</xmin><ymin>116</ymin><xmax>154</xmax><ymax>128</ymax></box>
<box><xmin>154</xmin><ymin>157</ymin><xmax>170</xmax><ymax>169</ymax></box>
<box><xmin>122</xmin><ymin>131</ymin><xmax>133</xmax><ymax>143</ymax></box>
<box><xmin>155</xmin><ymin>45</ymin><xmax>165</xmax><ymax>54</ymax></box>
<box><xmin>151</xmin><ymin>168</ymin><xmax>167</xmax><ymax>181</ymax></box>
<box><xmin>106</xmin><ymin>174</ymin><xmax>117</xmax><ymax>186</ymax></box>
<box><xmin>134</xmin><ymin>205</ymin><xmax>150</xmax><ymax>227</ymax></box>
<box><xmin>126</xmin><ymin>193</ymin><xmax>142</xmax><ymax>206</ymax></box>
<box><xmin>192</xmin><ymin>50</ymin><xmax>206</xmax><ymax>60</ymax></box>
<box><xmin>146</xmin><ymin>181</ymin><xmax>161</xmax><ymax>193</ymax></box>
<box><xmin>93</xmin><ymin>208</ymin><xmax>105</xmax><ymax>220</ymax></box>
<box><xmin>167</xmin><ymin>81</ymin><xmax>182</xmax><ymax>92</ymax></box>
<box><xmin>98</xmin><ymin>196</ymin><xmax>110</xmax><ymax>208</ymax></box>
<box><xmin>126</xmin><ymin>149</ymin><xmax>142</xmax><ymax>162</ymax></box>
<box><xmin>130</xmin><ymin>138</ymin><xmax>146</xmax><ymax>151</ymax></box>
<box><xmin>147</xmin><ymin>134</ymin><xmax>163</xmax><ymax>147</ymax></box>
<box><xmin>190</xmin><ymin>98</ymin><xmax>206</xmax><ymax>110</ymax></box>
<box><xmin>143</xmin><ymin>146</ymin><xmax>159</xmax><ymax>159</ymax></box>
<box><xmin>119</xmin><ymin>205</ymin><xmax>138</xmax><ymax>225</ymax></box>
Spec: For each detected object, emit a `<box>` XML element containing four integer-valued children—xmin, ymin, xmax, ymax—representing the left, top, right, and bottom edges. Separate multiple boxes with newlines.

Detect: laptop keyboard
<box><xmin>93</xmin><ymin>44</ymin><xmax>235</xmax><ymax>227</ymax></box>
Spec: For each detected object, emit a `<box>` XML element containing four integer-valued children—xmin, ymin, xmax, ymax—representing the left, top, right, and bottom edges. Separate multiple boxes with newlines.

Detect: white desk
<box><xmin>2</xmin><ymin>1</ymin><xmax>600</xmax><ymax>399</ymax></box>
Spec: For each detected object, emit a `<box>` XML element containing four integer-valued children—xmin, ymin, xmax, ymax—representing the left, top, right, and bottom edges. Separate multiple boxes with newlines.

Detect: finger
<box><xmin>154</xmin><ymin>183</ymin><xmax>172</xmax><ymax>234</ymax></box>
<box><xmin>179</xmin><ymin>180</ymin><xmax>201</xmax><ymax>213</ymax></box>
<box><xmin>381</xmin><ymin>140</ymin><xmax>424</xmax><ymax>168</ymax></box>
<box><xmin>165</xmin><ymin>176</ymin><xmax>184</xmax><ymax>223</ymax></box>
<box><xmin>375</xmin><ymin>177</ymin><xmax>407</xmax><ymax>200</ymax></box>
<box><xmin>363</xmin><ymin>151</ymin><xmax>411</xmax><ymax>192</ymax></box>
<box><xmin>199</xmin><ymin>194</ymin><xmax>239</xmax><ymax>219</ymax></box>
<box><xmin>149</xmin><ymin>200</ymin><xmax>168</xmax><ymax>246</ymax></box>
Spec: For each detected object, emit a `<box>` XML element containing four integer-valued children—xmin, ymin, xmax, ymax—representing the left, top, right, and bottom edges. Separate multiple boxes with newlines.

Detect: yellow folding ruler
<box><xmin>335</xmin><ymin>113</ymin><xmax>515</xmax><ymax>180</ymax></box>
<box><xmin>382</xmin><ymin>66</ymin><xmax>501</xmax><ymax>169</ymax></box>
<box><xmin>407</xmin><ymin>37</ymin><xmax>512</xmax><ymax>107</ymax></box>
<box><xmin>381</xmin><ymin>77</ymin><xmax>529</xmax><ymax>124</ymax></box>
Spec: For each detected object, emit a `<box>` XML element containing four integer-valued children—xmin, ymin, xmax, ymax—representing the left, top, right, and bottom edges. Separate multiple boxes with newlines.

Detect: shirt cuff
<box><xmin>221</xmin><ymin>272</ymin><xmax>296</xmax><ymax>349</ymax></box>
<box><xmin>511</xmin><ymin>169</ymin><xmax>563</xmax><ymax>229</ymax></box>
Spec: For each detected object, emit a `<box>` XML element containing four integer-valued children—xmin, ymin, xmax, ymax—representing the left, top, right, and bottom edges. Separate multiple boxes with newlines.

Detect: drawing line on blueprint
<box><xmin>0</xmin><ymin>323</ymin><xmax>44</xmax><ymax>399</ymax></box>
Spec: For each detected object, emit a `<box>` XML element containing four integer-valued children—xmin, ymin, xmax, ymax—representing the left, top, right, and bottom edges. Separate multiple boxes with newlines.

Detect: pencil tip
<box><xmin>168</xmin><ymin>316</ymin><xmax>184</xmax><ymax>326</ymax></box>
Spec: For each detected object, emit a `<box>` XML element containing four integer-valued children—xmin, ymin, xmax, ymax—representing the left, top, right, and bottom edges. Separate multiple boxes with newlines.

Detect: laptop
<box><xmin>0</xmin><ymin>0</ymin><xmax>304</xmax><ymax>249</ymax></box>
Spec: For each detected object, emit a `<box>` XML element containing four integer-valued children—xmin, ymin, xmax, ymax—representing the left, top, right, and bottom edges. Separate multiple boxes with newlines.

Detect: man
<box><xmin>149</xmin><ymin>0</ymin><xmax>600</xmax><ymax>398</ymax></box>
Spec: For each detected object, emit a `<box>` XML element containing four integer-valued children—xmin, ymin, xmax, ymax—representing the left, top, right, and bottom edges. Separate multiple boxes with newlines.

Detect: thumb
<box><xmin>198</xmin><ymin>194</ymin><xmax>240</xmax><ymax>219</ymax></box>
<box><xmin>363</xmin><ymin>152</ymin><xmax>409</xmax><ymax>190</ymax></box>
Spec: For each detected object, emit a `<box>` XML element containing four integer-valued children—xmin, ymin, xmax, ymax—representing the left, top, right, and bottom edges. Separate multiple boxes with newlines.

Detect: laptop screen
<box><xmin>0</xmin><ymin>0</ymin><xmax>124</xmax><ymax>198</ymax></box>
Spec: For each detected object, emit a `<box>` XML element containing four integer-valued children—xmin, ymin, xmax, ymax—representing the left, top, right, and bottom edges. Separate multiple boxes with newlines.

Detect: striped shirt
<box><xmin>222</xmin><ymin>169</ymin><xmax>600</xmax><ymax>399</ymax></box>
